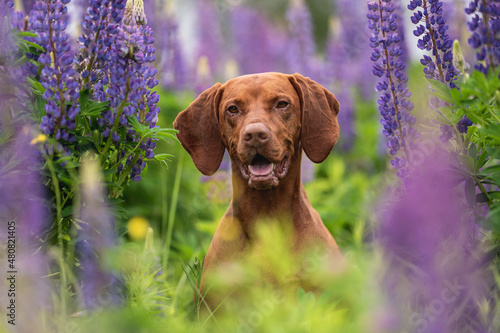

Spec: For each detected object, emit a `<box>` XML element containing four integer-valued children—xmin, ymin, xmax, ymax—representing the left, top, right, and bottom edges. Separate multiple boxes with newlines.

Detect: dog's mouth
<box><xmin>239</xmin><ymin>153</ymin><xmax>290</xmax><ymax>190</ymax></box>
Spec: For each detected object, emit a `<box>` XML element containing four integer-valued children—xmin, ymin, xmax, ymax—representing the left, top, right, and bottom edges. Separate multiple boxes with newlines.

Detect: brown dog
<box><xmin>174</xmin><ymin>72</ymin><xmax>343</xmax><ymax>313</ymax></box>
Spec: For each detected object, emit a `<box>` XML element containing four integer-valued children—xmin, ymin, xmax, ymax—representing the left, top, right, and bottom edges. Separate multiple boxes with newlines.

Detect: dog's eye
<box><xmin>226</xmin><ymin>106</ymin><xmax>239</xmax><ymax>114</ymax></box>
<box><xmin>276</xmin><ymin>101</ymin><xmax>289</xmax><ymax>109</ymax></box>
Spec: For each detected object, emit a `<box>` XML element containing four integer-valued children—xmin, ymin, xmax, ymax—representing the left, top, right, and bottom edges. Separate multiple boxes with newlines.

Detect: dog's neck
<box><xmin>229</xmin><ymin>149</ymin><xmax>306</xmax><ymax>237</ymax></box>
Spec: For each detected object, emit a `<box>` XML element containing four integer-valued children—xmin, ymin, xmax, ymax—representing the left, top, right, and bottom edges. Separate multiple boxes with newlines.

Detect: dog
<box><xmin>174</xmin><ymin>72</ymin><xmax>343</xmax><ymax>314</ymax></box>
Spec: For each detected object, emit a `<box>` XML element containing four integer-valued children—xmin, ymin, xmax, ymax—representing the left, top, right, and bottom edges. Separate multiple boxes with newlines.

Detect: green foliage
<box><xmin>428</xmin><ymin>68</ymin><xmax>500</xmax><ymax>237</ymax></box>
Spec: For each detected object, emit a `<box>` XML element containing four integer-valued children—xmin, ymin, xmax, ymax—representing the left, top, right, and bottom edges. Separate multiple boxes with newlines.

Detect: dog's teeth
<box><xmin>272</xmin><ymin>163</ymin><xmax>275</xmax><ymax>170</ymax></box>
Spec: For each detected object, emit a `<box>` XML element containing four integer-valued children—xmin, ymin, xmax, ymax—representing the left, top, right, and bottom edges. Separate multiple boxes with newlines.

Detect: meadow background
<box><xmin>0</xmin><ymin>0</ymin><xmax>499</xmax><ymax>332</ymax></box>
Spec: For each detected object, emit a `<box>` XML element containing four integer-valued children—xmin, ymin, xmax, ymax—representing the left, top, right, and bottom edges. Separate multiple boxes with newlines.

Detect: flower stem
<box><xmin>163</xmin><ymin>148</ymin><xmax>184</xmax><ymax>272</ymax></box>
<box><xmin>44</xmin><ymin>152</ymin><xmax>67</xmax><ymax>319</ymax></box>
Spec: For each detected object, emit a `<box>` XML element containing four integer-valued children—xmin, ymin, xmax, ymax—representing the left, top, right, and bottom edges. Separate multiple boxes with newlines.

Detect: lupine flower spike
<box><xmin>367</xmin><ymin>0</ymin><xmax>419</xmax><ymax>179</ymax></box>
<box><xmin>77</xmin><ymin>0</ymin><xmax>158</xmax><ymax>183</ymax></box>
<box><xmin>465</xmin><ymin>0</ymin><xmax>500</xmax><ymax>74</ymax></box>
<box><xmin>32</xmin><ymin>0</ymin><xmax>80</xmax><ymax>146</ymax></box>
<box><xmin>408</xmin><ymin>0</ymin><xmax>459</xmax><ymax>88</ymax></box>
<box><xmin>408</xmin><ymin>1</ymin><xmax>473</xmax><ymax>136</ymax></box>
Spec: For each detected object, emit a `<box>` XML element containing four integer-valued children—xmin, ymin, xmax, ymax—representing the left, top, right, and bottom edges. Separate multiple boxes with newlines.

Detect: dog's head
<box><xmin>173</xmin><ymin>72</ymin><xmax>340</xmax><ymax>190</ymax></box>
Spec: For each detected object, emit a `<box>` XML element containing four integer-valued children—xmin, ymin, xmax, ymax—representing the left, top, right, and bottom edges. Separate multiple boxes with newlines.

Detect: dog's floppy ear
<box><xmin>289</xmin><ymin>73</ymin><xmax>340</xmax><ymax>163</ymax></box>
<box><xmin>173</xmin><ymin>83</ymin><xmax>225</xmax><ymax>175</ymax></box>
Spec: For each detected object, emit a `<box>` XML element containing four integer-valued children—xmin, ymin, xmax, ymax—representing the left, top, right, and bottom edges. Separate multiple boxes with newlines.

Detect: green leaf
<box><xmin>485</xmin><ymin>207</ymin><xmax>500</xmax><ymax>232</ymax></box>
<box><xmin>22</xmin><ymin>40</ymin><xmax>45</xmax><ymax>52</ymax></box>
<box><xmin>470</xmin><ymin>70</ymin><xmax>488</xmax><ymax>93</ymax></box>
<box><xmin>485</xmin><ymin>147</ymin><xmax>500</xmax><ymax>160</ymax></box>
<box><xmin>458</xmin><ymin>155</ymin><xmax>475</xmax><ymax>174</ymax></box>
<box><xmin>468</xmin><ymin>143</ymin><xmax>477</xmax><ymax>166</ymax></box>
<box><xmin>476</xmin><ymin>191</ymin><xmax>500</xmax><ymax>203</ymax></box>
<box><xmin>16</xmin><ymin>31</ymin><xmax>38</xmax><ymax>38</ymax></box>
<box><xmin>450</xmin><ymin>88</ymin><xmax>461</xmax><ymax>103</ymax></box>
<box><xmin>61</xmin><ymin>205</ymin><xmax>74</xmax><ymax>218</ymax></box>
<box><xmin>476</xmin><ymin>150</ymin><xmax>489</xmax><ymax>171</ymax></box>
<box><xmin>153</xmin><ymin>153</ymin><xmax>174</xmax><ymax>167</ymax></box>
<box><xmin>426</xmin><ymin>79</ymin><xmax>454</xmax><ymax>104</ymax></box>
<box><xmin>79</xmin><ymin>89</ymin><xmax>90</xmax><ymax>110</ymax></box>
<box><xmin>26</xmin><ymin>77</ymin><xmax>46</xmax><ymax>95</ymax></box>
<box><xmin>82</xmin><ymin>101</ymin><xmax>110</xmax><ymax>116</ymax></box>
<box><xmin>479</xmin><ymin>164</ymin><xmax>500</xmax><ymax>176</ymax></box>
<box><xmin>464</xmin><ymin>177</ymin><xmax>476</xmax><ymax>206</ymax></box>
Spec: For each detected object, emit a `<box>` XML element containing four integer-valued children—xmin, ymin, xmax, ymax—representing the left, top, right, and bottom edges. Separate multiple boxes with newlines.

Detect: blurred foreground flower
<box><xmin>78</xmin><ymin>157</ymin><xmax>122</xmax><ymax>310</ymax></box>
<box><xmin>0</xmin><ymin>128</ymin><xmax>54</xmax><ymax>331</ymax></box>
<box><xmin>379</xmin><ymin>146</ymin><xmax>490</xmax><ymax>332</ymax></box>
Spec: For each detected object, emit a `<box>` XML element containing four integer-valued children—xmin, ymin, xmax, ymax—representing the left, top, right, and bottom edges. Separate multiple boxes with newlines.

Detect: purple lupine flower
<box><xmin>465</xmin><ymin>0</ymin><xmax>500</xmax><ymax>74</ymax></box>
<box><xmin>231</xmin><ymin>6</ymin><xmax>280</xmax><ymax>75</ymax></box>
<box><xmin>325</xmin><ymin>0</ymin><xmax>379</xmax><ymax>99</ymax></box>
<box><xmin>0</xmin><ymin>131</ymin><xmax>55</xmax><ymax>331</ymax></box>
<box><xmin>80</xmin><ymin>0</ymin><xmax>158</xmax><ymax>183</ymax></box>
<box><xmin>0</xmin><ymin>0</ymin><xmax>16</xmax><ymax>56</ymax></box>
<box><xmin>108</xmin><ymin>7</ymin><xmax>159</xmax><ymax>176</ymax></box>
<box><xmin>0</xmin><ymin>0</ymin><xmax>14</xmax><ymax>18</ymax></box>
<box><xmin>75</xmin><ymin>0</ymin><xmax>126</xmax><ymax>90</ymax></box>
<box><xmin>379</xmin><ymin>148</ymin><xmax>489</xmax><ymax>332</ymax></box>
<box><xmin>78</xmin><ymin>158</ymin><xmax>122</xmax><ymax>310</ymax></box>
<box><xmin>10</xmin><ymin>10</ymin><xmax>26</xmax><ymax>30</ymax></box>
<box><xmin>367</xmin><ymin>0</ymin><xmax>419</xmax><ymax>179</ymax></box>
<box><xmin>456</xmin><ymin>115</ymin><xmax>473</xmax><ymax>133</ymax></box>
<box><xmin>30</xmin><ymin>0</ymin><xmax>81</xmax><ymax>145</ymax></box>
<box><xmin>1</xmin><ymin>39</ymin><xmax>54</xmax><ymax>328</ymax></box>
<box><xmin>21</xmin><ymin>0</ymin><xmax>35</xmax><ymax>12</ymax></box>
<box><xmin>286</xmin><ymin>0</ymin><xmax>316</xmax><ymax>79</ymax></box>
<box><xmin>196</xmin><ymin>0</ymin><xmax>223</xmax><ymax>80</ymax></box>
<box><xmin>408</xmin><ymin>0</ymin><xmax>459</xmax><ymax>88</ymax></box>
<box><xmin>152</xmin><ymin>3</ymin><xmax>186</xmax><ymax>90</ymax></box>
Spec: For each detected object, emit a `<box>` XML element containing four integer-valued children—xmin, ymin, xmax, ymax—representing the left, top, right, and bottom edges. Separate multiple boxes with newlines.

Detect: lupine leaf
<box><xmin>82</xmin><ymin>101</ymin><xmax>110</xmax><ymax>116</ymax></box>
<box><xmin>426</xmin><ymin>79</ymin><xmax>454</xmax><ymax>104</ymax></box>
<box><xmin>476</xmin><ymin>150</ymin><xmax>489</xmax><ymax>172</ymax></box>
<box><xmin>476</xmin><ymin>191</ymin><xmax>500</xmax><ymax>203</ymax></box>
<box><xmin>464</xmin><ymin>177</ymin><xmax>476</xmax><ymax>206</ymax></box>
<box><xmin>458</xmin><ymin>155</ymin><xmax>475</xmax><ymax>174</ymax></box>
<box><xmin>478</xmin><ymin>165</ymin><xmax>500</xmax><ymax>176</ymax></box>
<box><xmin>23</xmin><ymin>40</ymin><xmax>45</xmax><ymax>52</ymax></box>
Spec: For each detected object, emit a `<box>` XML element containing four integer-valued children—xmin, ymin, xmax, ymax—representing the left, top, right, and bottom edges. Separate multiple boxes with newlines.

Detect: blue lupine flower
<box><xmin>408</xmin><ymin>0</ymin><xmax>459</xmax><ymax>88</ymax></box>
<box><xmin>286</xmin><ymin>0</ymin><xmax>316</xmax><ymax>79</ymax></box>
<box><xmin>74</xmin><ymin>0</ymin><xmax>158</xmax><ymax>183</ymax></box>
<box><xmin>367</xmin><ymin>0</ymin><xmax>419</xmax><ymax>179</ymax></box>
<box><xmin>31</xmin><ymin>0</ymin><xmax>81</xmax><ymax>144</ymax></box>
<box><xmin>75</xmin><ymin>0</ymin><xmax>126</xmax><ymax>90</ymax></box>
<box><xmin>101</xmin><ymin>0</ymin><xmax>158</xmax><ymax>180</ymax></box>
<box><xmin>465</xmin><ymin>0</ymin><xmax>500</xmax><ymax>74</ymax></box>
<box><xmin>457</xmin><ymin>115</ymin><xmax>473</xmax><ymax>133</ymax></box>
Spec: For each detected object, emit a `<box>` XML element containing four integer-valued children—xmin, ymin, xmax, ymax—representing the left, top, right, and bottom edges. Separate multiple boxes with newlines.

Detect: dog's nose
<box><xmin>242</xmin><ymin>123</ymin><xmax>270</xmax><ymax>147</ymax></box>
